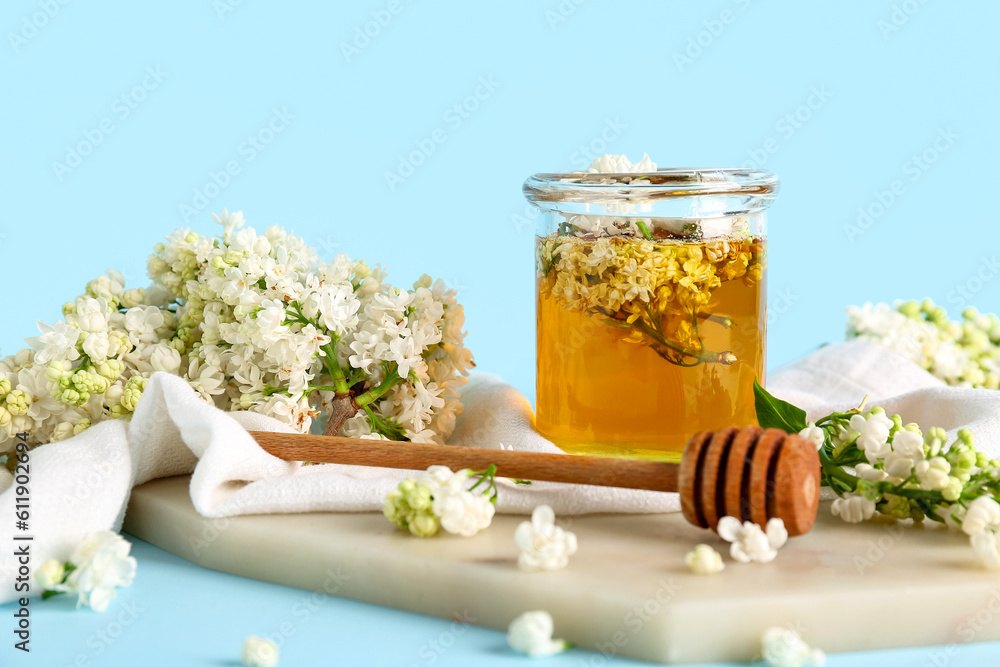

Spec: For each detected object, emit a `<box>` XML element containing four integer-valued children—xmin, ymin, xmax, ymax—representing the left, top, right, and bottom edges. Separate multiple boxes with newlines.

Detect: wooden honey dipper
<box><xmin>250</xmin><ymin>425</ymin><xmax>821</xmax><ymax>536</ymax></box>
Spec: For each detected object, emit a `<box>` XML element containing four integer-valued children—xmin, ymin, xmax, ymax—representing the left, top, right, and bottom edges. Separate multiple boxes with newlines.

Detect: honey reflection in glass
<box><xmin>535</xmin><ymin>234</ymin><xmax>766</xmax><ymax>461</ymax></box>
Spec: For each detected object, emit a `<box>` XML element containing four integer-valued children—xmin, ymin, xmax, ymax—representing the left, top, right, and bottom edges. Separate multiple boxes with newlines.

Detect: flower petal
<box><xmin>716</xmin><ymin>516</ymin><xmax>741</xmax><ymax>542</ymax></box>
<box><xmin>766</xmin><ymin>518</ymin><xmax>788</xmax><ymax>549</ymax></box>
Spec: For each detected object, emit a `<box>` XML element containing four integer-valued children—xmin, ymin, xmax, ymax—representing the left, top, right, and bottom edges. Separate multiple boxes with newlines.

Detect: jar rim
<box><xmin>523</xmin><ymin>168</ymin><xmax>779</xmax><ymax>205</ymax></box>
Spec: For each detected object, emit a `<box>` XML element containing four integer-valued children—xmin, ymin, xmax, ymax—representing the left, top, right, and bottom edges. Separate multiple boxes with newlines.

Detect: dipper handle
<box><xmin>249</xmin><ymin>426</ymin><xmax>820</xmax><ymax>536</ymax></box>
<box><xmin>249</xmin><ymin>431</ymin><xmax>680</xmax><ymax>492</ymax></box>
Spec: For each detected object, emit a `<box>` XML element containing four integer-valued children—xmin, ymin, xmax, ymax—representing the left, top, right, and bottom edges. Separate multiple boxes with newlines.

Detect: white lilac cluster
<box><xmin>846</xmin><ymin>300</ymin><xmax>1000</xmax><ymax>388</ymax></box>
<box><xmin>35</xmin><ymin>531</ymin><xmax>137</xmax><ymax>612</ymax></box>
<box><xmin>758</xmin><ymin>381</ymin><xmax>1000</xmax><ymax>571</ymax></box>
<box><xmin>514</xmin><ymin>505</ymin><xmax>578</xmax><ymax>572</ymax></box>
<box><xmin>383</xmin><ymin>465</ymin><xmax>496</xmax><ymax>538</ymax></box>
<box><xmin>0</xmin><ymin>269</ymin><xmax>161</xmax><ymax>450</ymax></box>
<box><xmin>800</xmin><ymin>405</ymin><xmax>997</xmax><ymax>531</ymax></box>
<box><xmin>506</xmin><ymin>610</ymin><xmax>569</xmax><ymax>658</ymax></box>
<box><xmin>0</xmin><ymin>210</ymin><xmax>472</xmax><ymax>457</ymax></box>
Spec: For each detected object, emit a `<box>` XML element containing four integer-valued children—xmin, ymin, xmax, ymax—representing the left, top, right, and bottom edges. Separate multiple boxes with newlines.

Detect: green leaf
<box><xmin>753</xmin><ymin>378</ymin><xmax>808</xmax><ymax>433</ymax></box>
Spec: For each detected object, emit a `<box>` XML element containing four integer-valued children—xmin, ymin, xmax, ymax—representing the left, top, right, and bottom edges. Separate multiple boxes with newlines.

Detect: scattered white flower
<box><xmin>385</xmin><ymin>466</ymin><xmax>496</xmax><ymax>538</ymax></box>
<box><xmin>971</xmin><ymin>530</ymin><xmax>1000</xmax><ymax>570</ymax></box>
<box><xmin>830</xmin><ymin>494</ymin><xmax>876</xmax><ymax>524</ymax></box>
<box><xmin>507</xmin><ymin>611</ymin><xmax>568</xmax><ymax>658</ymax></box>
<box><xmin>716</xmin><ymin>517</ymin><xmax>787</xmax><ymax>563</ymax></box>
<box><xmin>515</xmin><ymin>505</ymin><xmax>578</xmax><ymax>572</ymax></box>
<box><xmin>962</xmin><ymin>497</ymin><xmax>1000</xmax><ymax>536</ymax></box>
<box><xmin>0</xmin><ymin>468</ymin><xmax>12</xmax><ymax>494</ymax></box>
<box><xmin>797</xmin><ymin>423</ymin><xmax>825</xmax><ymax>450</ymax></box>
<box><xmin>241</xmin><ymin>636</ymin><xmax>280</xmax><ymax>667</ymax></box>
<box><xmin>434</xmin><ymin>487</ymin><xmax>495</xmax><ymax>537</ymax></box>
<box><xmin>50</xmin><ymin>531</ymin><xmax>138</xmax><ymax>611</ymax></box>
<box><xmin>761</xmin><ymin>626</ymin><xmax>825</xmax><ymax>667</ymax></box>
<box><xmin>685</xmin><ymin>544</ymin><xmax>725</xmax><ymax>575</ymax></box>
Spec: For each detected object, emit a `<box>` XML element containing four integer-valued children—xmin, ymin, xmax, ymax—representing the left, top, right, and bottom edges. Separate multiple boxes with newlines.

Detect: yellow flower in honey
<box><xmin>537</xmin><ymin>234</ymin><xmax>763</xmax><ymax>367</ymax></box>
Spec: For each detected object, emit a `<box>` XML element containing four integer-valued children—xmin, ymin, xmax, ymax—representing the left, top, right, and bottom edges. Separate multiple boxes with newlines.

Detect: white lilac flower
<box><xmin>34</xmin><ymin>559</ymin><xmax>66</xmax><ymax>589</ymax></box>
<box><xmin>434</xmin><ymin>488</ymin><xmax>495</xmax><ymax>537</ymax></box>
<box><xmin>82</xmin><ymin>331</ymin><xmax>111</xmax><ymax>363</ymax></box>
<box><xmin>830</xmin><ymin>494</ymin><xmax>876</xmax><ymax>524</ymax></box>
<box><xmin>797</xmin><ymin>423</ymin><xmax>825</xmax><ymax>450</ymax></box>
<box><xmin>515</xmin><ymin>505</ymin><xmax>578</xmax><ymax>572</ymax></box>
<box><xmin>149</xmin><ymin>343</ymin><xmax>182</xmax><ymax>374</ymax></box>
<box><xmin>971</xmin><ymin>531</ymin><xmax>1000</xmax><ymax>570</ymax></box>
<box><xmin>60</xmin><ymin>531</ymin><xmax>138</xmax><ymax>611</ymax></box>
<box><xmin>685</xmin><ymin>544</ymin><xmax>725</xmax><ymax>575</ymax></box>
<box><xmin>74</xmin><ymin>297</ymin><xmax>111</xmax><ymax>334</ymax></box>
<box><xmin>881</xmin><ymin>429</ymin><xmax>926</xmax><ymax>481</ymax></box>
<box><xmin>241</xmin><ymin>636</ymin><xmax>279</xmax><ymax>667</ymax></box>
<box><xmin>507</xmin><ymin>611</ymin><xmax>568</xmax><ymax>658</ymax></box>
<box><xmin>850</xmin><ymin>412</ymin><xmax>893</xmax><ymax>464</ymax></box>
<box><xmin>761</xmin><ymin>626</ymin><xmax>825</xmax><ymax>667</ymax></box>
<box><xmin>914</xmin><ymin>457</ymin><xmax>951</xmax><ymax>491</ymax></box>
<box><xmin>716</xmin><ymin>517</ymin><xmax>787</xmax><ymax>563</ymax></box>
<box><xmin>425</xmin><ymin>468</ymin><xmax>494</xmax><ymax>537</ymax></box>
<box><xmin>962</xmin><ymin>497</ymin><xmax>1000</xmax><ymax>536</ymax></box>
<box><xmin>25</xmin><ymin>320</ymin><xmax>81</xmax><ymax>364</ymax></box>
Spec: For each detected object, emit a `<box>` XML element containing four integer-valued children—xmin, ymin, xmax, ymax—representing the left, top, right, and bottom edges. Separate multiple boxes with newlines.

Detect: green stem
<box><xmin>321</xmin><ymin>340</ymin><xmax>350</xmax><ymax>395</ymax></box>
<box><xmin>628</xmin><ymin>315</ymin><xmax>734</xmax><ymax>365</ymax></box>
<box><xmin>362</xmin><ymin>404</ymin><xmax>407</xmax><ymax>441</ymax></box>
<box><xmin>819</xmin><ymin>447</ymin><xmax>858</xmax><ymax>492</ymax></box>
<box><xmin>636</xmin><ymin>220</ymin><xmax>653</xmax><ymax>240</ymax></box>
<box><xmin>469</xmin><ymin>464</ymin><xmax>499</xmax><ymax>503</ymax></box>
<box><xmin>355</xmin><ymin>363</ymin><xmax>404</xmax><ymax>407</ymax></box>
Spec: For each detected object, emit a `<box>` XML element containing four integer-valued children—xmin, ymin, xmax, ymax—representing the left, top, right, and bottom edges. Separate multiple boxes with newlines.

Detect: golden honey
<box><xmin>535</xmin><ymin>234</ymin><xmax>766</xmax><ymax>460</ymax></box>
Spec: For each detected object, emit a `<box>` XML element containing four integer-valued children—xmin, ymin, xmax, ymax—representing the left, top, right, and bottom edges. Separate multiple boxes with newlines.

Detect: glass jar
<box><xmin>524</xmin><ymin>168</ymin><xmax>779</xmax><ymax>461</ymax></box>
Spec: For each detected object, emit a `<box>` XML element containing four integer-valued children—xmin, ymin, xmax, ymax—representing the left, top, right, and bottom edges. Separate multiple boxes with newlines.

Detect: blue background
<box><xmin>2</xmin><ymin>0</ymin><xmax>999</xmax><ymax>665</ymax></box>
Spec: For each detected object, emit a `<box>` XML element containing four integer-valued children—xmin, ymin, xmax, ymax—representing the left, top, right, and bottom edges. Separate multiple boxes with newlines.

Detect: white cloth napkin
<box><xmin>3</xmin><ymin>339</ymin><xmax>999</xmax><ymax>603</ymax></box>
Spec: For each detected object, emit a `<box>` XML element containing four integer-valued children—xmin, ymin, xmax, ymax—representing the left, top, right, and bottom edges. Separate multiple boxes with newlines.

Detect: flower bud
<box><xmin>942</xmin><ymin>477</ymin><xmax>964</xmax><ymax>502</ymax></box>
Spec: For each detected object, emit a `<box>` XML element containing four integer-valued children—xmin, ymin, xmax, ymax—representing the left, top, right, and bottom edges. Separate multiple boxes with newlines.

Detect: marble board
<box><xmin>123</xmin><ymin>475</ymin><xmax>1000</xmax><ymax>664</ymax></box>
